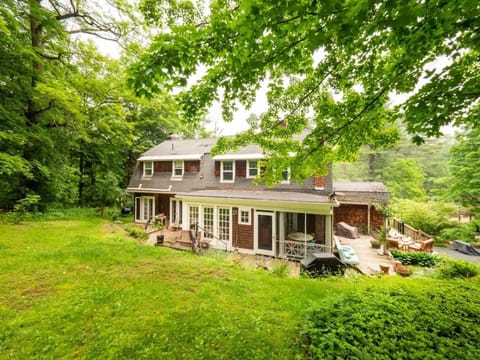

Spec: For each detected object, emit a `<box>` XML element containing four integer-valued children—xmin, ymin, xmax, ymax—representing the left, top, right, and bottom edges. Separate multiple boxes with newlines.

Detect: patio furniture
<box><xmin>287</xmin><ymin>232</ymin><xmax>314</xmax><ymax>241</ymax></box>
<box><xmin>300</xmin><ymin>253</ymin><xmax>346</xmax><ymax>277</ymax></box>
<box><xmin>334</xmin><ymin>237</ymin><xmax>360</xmax><ymax>265</ymax></box>
<box><xmin>408</xmin><ymin>239</ymin><xmax>434</xmax><ymax>252</ymax></box>
<box><xmin>335</xmin><ymin>222</ymin><xmax>360</xmax><ymax>239</ymax></box>
<box><xmin>452</xmin><ymin>240</ymin><xmax>480</xmax><ymax>256</ymax></box>
<box><xmin>386</xmin><ymin>238</ymin><xmax>399</xmax><ymax>249</ymax></box>
<box><xmin>154</xmin><ymin>213</ymin><xmax>167</xmax><ymax>226</ymax></box>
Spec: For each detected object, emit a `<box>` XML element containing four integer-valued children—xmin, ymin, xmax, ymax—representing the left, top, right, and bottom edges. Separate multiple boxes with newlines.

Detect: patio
<box><xmin>337</xmin><ymin>235</ymin><xmax>395</xmax><ymax>275</ymax></box>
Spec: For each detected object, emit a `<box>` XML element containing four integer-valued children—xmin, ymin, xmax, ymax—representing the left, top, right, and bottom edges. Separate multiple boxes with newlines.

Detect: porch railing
<box><xmin>389</xmin><ymin>218</ymin><xmax>432</xmax><ymax>242</ymax></box>
<box><xmin>279</xmin><ymin>239</ymin><xmax>332</xmax><ymax>260</ymax></box>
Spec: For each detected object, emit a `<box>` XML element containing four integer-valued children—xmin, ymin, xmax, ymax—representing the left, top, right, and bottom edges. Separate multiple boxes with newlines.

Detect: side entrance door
<box><xmin>255</xmin><ymin>211</ymin><xmax>275</xmax><ymax>256</ymax></box>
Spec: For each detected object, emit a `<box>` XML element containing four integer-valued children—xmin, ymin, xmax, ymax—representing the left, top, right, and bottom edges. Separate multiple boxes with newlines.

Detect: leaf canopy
<box><xmin>131</xmin><ymin>0</ymin><xmax>479</xmax><ymax>184</ymax></box>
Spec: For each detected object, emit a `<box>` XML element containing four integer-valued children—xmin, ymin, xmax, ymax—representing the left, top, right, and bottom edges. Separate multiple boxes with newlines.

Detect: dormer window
<box><xmin>173</xmin><ymin>160</ymin><xmax>184</xmax><ymax>178</ymax></box>
<box><xmin>221</xmin><ymin>161</ymin><xmax>235</xmax><ymax>183</ymax></box>
<box><xmin>143</xmin><ymin>161</ymin><xmax>153</xmax><ymax>177</ymax></box>
<box><xmin>281</xmin><ymin>167</ymin><xmax>290</xmax><ymax>183</ymax></box>
<box><xmin>247</xmin><ymin>160</ymin><xmax>258</xmax><ymax>178</ymax></box>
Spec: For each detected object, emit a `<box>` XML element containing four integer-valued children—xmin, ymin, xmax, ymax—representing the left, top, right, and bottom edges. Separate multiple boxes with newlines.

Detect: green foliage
<box><xmin>448</xmin><ymin>128</ymin><xmax>480</xmax><ymax>214</ymax></box>
<box><xmin>270</xmin><ymin>261</ymin><xmax>290</xmax><ymax>278</ymax></box>
<box><xmin>1</xmin><ymin>217</ymin><xmax>480</xmax><ymax>358</ymax></box>
<box><xmin>0</xmin><ymin>1</ymin><xmax>205</xmax><ymax>210</ymax></box>
<box><xmin>383</xmin><ymin>158</ymin><xmax>426</xmax><ymax>200</ymax></box>
<box><xmin>303</xmin><ymin>285</ymin><xmax>480</xmax><ymax>359</ymax></box>
<box><xmin>124</xmin><ymin>225</ymin><xmax>148</xmax><ymax>241</ymax></box>
<box><xmin>132</xmin><ymin>0</ymin><xmax>479</xmax><ymax>185</ymax></box>
<box><xmin>435</xmin><ymin>259</ymin><xmax>480</xmax><ymax>279</ymax></box>
<box><xmin>390</xmin><ymin>249</ymin><xmax>442</xmax><ymax>267</ymax></box>
<box><xmin>391</xmin><ymin>199</ymin><xmax>457</xmax><ymax>236</ymax></box>
<box><xmin>436</xmin><ymin>221</ymin><xmax>480</xmax><ymax>245</ymax></box>
<box><xmin>1</xmin><ymin>194</ymin><xmax>42</xmax><ymax>223</ymax></box>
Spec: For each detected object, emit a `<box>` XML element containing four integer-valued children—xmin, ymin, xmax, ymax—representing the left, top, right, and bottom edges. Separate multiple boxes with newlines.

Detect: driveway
<box><xmin>433</xmin><ymin>246</ymin><xmax>480</xmax><ymax>263</ymax></box>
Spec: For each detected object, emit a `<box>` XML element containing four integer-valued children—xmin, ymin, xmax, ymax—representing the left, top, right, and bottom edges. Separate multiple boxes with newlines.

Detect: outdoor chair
<box><xmin>408</xmin><ymin>239</ymin><xmax>434</xmax><ymax>253</ymax></box>
<box><xmin>386</xmin><ymin>238</ymin><xmax>399</xmax><ymax>249</ymax></box>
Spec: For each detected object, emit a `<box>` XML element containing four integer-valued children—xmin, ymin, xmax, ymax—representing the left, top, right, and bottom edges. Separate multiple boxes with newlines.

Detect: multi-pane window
<box><xmin>173</xmin><ymin>160</ymin><xmax>184</xmax><ymax>177</ymax></box>
<box><xmin>221</xmin><ymin>161</ymin><xmax>235</xmax><ymax>182</ymax></box>
<box><xmin>247</xmin><ymin>160</ymin><xmax>258</xmax><ymax>178</ymax></box>
<box><xmin>203</xmin><ymin>207</ymin><xmax>214</xmax><ymax>239</ymax></box>
<box><xmin>143</xmin><ymin>161</ymin><xmax>153</xmax><ymax>177</ymax></box>
<box><xmin>239</xmin><ymin>208</ymin><xmax>251</xmax><ymax>225</ymax></box>
<box><xmin>189</xmin><ymin>205</ymin><xmax>199</xmax><ymax>230</ymax></box>
<box><xmin>218</xmin><ymin>208</ymin><xmax>230</xmax><ymax>241</ymax></box>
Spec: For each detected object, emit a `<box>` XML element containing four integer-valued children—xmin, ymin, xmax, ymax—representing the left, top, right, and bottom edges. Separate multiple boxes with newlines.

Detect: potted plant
<box><xmin>373</xmin><ymin>226</ymin><xmax>388</xmax><ymax>255</ymax></box>
<box><xmin>396</xmin><ymin>264</ymin><xmax>413</xmax><ymax>277</ymax></box>
<box><xmin>370</xmin><ymin>238</ymin><xmax>381</xmax><ymax>249</ymax></box>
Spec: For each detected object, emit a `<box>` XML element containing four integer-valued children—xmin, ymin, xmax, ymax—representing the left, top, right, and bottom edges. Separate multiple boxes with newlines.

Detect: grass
<box><xmin>1</xmin><ymin>216</ymin><xmax>480</xmax><ymax>359</ymax></box>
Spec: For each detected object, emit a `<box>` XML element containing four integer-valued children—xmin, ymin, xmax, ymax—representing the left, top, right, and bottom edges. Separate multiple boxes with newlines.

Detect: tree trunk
<box><xmin>368</xmin><ymin>144</ymin><xmax>376</xmax><ymax>181</ymax></box>
<box><xmin>27</xmin><ymin>0</ymin><xmax>44</xmax><ymax>124</ymax></box>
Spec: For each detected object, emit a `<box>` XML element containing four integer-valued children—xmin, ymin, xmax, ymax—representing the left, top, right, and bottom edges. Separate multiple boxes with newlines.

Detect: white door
<box><xmin>255</xmin><ymin>211</ymin><xmax>275</xmax><ymax>256</ymax></box>
<box><xmin>135</xmin><ymin>196</ymin><xmax>154</xmax><ymax>222</ymax></box>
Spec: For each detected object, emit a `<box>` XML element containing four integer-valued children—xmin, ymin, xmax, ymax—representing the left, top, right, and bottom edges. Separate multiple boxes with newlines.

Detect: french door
<box><xmin>135</xmin><ymin>196</ymin><xmax>154</xmax><ymax>222</ymax></box>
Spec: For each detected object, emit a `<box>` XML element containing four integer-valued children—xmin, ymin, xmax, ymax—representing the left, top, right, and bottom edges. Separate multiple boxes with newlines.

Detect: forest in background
<box><xmin>333</xmin><ymin>125</ymin><xmax>480</xmax><ymax>244</ymax></box>
<box><xmin>0</xmin><ymin>0</ymin><xmax>208</xmax><ymax>212</ymax></box>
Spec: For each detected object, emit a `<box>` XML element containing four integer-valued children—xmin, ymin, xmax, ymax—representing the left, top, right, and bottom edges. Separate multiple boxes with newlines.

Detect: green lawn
<box><xmin>1</xmin><ymin>217</ymin><xmax>480</xmax><ymax>359</ymax></box>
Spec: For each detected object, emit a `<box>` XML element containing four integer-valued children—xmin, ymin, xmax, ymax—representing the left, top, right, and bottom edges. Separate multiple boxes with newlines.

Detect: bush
<box><xmin>302</xmin><ymin>286</ymin><xmax>480</xmax><ymax>359</ymax></box>
<box><xmin>436</xmin><ymin>221</ymin><xmax>480</xmax><ymax>244</ymax></box>
<box><xmin>391</xmin><ymin>199</ymin><xmax>456</xmax><ymax>236</ymax></box>
<box><xmin>1</xmin><ymin>194</ymin><xmax>41</xmax><ymax>223</ymax></box>
<box><xmin>124</xmin><ymin>225</ymin><xmax>148</xmax><ymax>241</ymax></box>
<box><xmin>435</xmin><ymin>259</ymin><xmax>480</xmax><ymax>279</ymax></box>
<box><xmin>390</xmin><ymin>249</ymin><xmax>442</xmax><ymax>267</ymax></box>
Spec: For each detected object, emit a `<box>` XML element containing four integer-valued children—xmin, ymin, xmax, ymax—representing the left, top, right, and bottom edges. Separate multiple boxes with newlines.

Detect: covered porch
<box><xmin>176</xmin><ymin>190</ymin><xmax>339</xmax><ymax>260</ymax></box>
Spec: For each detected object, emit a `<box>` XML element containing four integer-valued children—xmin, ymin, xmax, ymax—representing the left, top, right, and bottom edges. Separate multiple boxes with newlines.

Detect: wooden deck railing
<box><xmin>389</xmin><ymin>218</ymin><xmax>432</xmax><ymax>242</ymax></box>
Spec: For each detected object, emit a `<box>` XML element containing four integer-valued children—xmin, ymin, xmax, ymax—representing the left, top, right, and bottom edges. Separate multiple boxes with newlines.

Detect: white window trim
<box><xmin>281</xmin><ymin>167</ymin><xmax>290</xmax><ymax>184</ymax></box>
<box><xmin>172</xmin><ymin>160</ymin><xmax>184</xmax><ymax>178</ymax></box>
<box><xmin>238</xmin><ymin>207</ymin><xmax>251</xmax><ymax>225</ymax></box>
<box><xmin>143</xmin><ymin>161</ymin><xmax>153</xmax><ymax>177</ymax></box>
<box><xmin>247</xmin><ymin>160</ymin><xmax>258</xmax><ymax>179</ymax></box>
<box><xmin>217</xmin><ymin>207</ymin><xmax>231</xmax><ymax>242</ymax></box>
<box><xmin>221</xmin><ymin>160</ymin><xmax>235</xmax><ymax>183</ymax></box>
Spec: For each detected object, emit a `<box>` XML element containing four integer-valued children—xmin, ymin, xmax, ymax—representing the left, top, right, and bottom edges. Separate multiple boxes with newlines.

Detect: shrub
<box><xmin>124</xmin><ymin>225</ymin><xmax>148</xmax><ymax>241</ymax></box>
<box><xmin>436</xmin><ymin>221</ymin><xmax>479</xmax><ymax>244</ymax></box>
<box><xmin>435</xmin><ymin>259</ymin><xmax>480</xmax><ymax>279</ymax></box>
<box><xmin>302</xmin><ymin>286</ymin><xmax>480</xmax><ymax>359</ymax></box>
<box><xmin>390</xmin><ymin>249</ymin><xmax>442</xmax><ymax>267</ymax></box>
<box><xmin>1</xmin><ymin>194</ymin><xmax>41</xmax><ymax>223</ymax></box>
<box><xmin>391</xmin><ymin>199</ymin><xmax>456</xmax><ymax>236</ymax></box>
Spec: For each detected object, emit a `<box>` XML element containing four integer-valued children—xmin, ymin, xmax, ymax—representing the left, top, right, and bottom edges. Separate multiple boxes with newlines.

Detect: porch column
<box><xmin>325</xmin><ymin>215</ymin><xmax>333</xmax><ymax>251</ymax></box>
<box><xmin>367</xmin><ymin>202</ymin><xmax>371</xmax><ymax>235</ymax></box>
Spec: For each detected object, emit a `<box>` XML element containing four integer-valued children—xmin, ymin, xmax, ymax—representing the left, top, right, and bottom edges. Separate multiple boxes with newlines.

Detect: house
<box><xmin>127</xmin><ymin>135</ymin><xmax>389</xmax><ymax>259</ymax></box>
<box><xmin>332</xmin><ymin>182</ymin><xmax>388</xmax><ymax>234</ymax></box>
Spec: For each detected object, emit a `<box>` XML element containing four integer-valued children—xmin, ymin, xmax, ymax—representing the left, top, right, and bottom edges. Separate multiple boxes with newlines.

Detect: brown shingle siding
<box><xmin>155</xmin><ymin>161</ymin><xmax>172</xmax><ymax>172</ymax></box>
<box><xmin>185</xmin><ymin>160</ymin><xmax>200</xmax><ymax>172</ymax></box>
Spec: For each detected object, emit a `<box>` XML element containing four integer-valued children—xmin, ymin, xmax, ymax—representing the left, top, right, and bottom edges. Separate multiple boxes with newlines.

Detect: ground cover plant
<box><xmin>1</xmin><ymin>215</ymin><xmax>480</xmax><ymax>359</ymax></box>
<box><xmin>390</xmin><ymin>249</ymin><xmax>443</xmax><ymax>267</ymax></box>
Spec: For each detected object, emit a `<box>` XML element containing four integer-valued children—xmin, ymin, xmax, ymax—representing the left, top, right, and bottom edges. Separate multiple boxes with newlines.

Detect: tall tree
<box><xmin>383</xmin><ymin>158</ymin><xmax>426</xmax><ymax>201</ymax></box>
<box><xmin>131</xmin><ymin>0</ymin><xmax>479</xmax><ymax>185</ymax></box>
<box><xmin>448</xmin><ymin>128</ymin><xmax>480</xmax><ymax>214</ymax></box>
<box><xmin>0</xmin><ymin>0</ymin><xmax>198</xmax><ymax>209</ymax></box>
